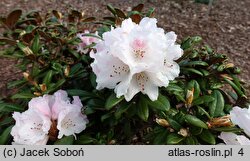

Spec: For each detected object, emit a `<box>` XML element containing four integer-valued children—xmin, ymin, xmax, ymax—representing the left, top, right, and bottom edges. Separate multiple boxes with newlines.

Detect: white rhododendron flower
<box><xmin>11</xmin><ymin>109</ymin><xmax>51</xmax><ymax>145</ymax></box>
<box><xmin>218</xmin><ymin>132</ymin><xmax>250</xmax><ymax>145</ymax></box>
<box><xmin>57</xmin><ymin>106</ymin><xmax>88</xmax><ymax>139</ymax></box>
<box><xmin>77</xmin><ymin>30</ymin><xmax>101</xmax><ymax>53</ymax></box>
<box><xmin>230</xmin><ymin>106</ymin><xmax>250</xmax><ymax>137</ymax></box>
<box><xmin>11</xmin><ymin>90</ymin><xmax>88</xmax><ymax>145</ymax></box>
<box><xmin>91</xmin><ymin>17</ymin><xmax>183</xmax><ymax>101</ymax></box>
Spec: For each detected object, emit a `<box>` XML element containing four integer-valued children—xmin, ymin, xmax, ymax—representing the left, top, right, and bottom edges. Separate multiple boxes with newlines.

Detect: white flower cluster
<box><xmin>90</xmin><ymin>17</ymin><xmax>183</xmax><ymax>101</ymax></box>
<box><xmin>11</xmin><ymin>90</ymin><xmax>88</xmax><ymax>145</ymax></box>
<box><xmin>219</xmin><ymin>106</ymin><xmax>250</xmax><ymax>145</ymax></box>
<box><xmin>77</xmin><ymin>30</ymin><xmax>101</xmax><ymax>53</ymax></box>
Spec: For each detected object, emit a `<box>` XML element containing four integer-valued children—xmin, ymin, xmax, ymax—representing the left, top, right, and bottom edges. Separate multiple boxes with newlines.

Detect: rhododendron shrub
<box><xmin>0</xmin><ymin>4</ymin><xmax>249</xmax><ymax>145</ymax></box>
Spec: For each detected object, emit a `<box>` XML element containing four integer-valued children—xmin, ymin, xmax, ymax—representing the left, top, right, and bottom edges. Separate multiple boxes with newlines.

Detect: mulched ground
<box><xmin>0</xmin><ymin>0</ymin><xmax>249</xmax><ymax>97</ymax></box>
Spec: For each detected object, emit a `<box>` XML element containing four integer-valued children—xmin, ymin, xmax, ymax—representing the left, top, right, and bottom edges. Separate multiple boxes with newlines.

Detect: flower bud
<box><xmin>156</xmin><ymin>118</ymin><xmax>169</xmax><ymax>127</ymax></box>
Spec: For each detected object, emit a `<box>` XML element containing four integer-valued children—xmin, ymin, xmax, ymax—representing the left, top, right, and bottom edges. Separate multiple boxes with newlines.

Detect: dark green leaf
<box><xmin>43</xmin><ymin>70</ymin><xmax>53</xmax><ymax>85</ymax></box>
<box><xmin>148</xmin><ymin>94</ymin><xmax>170</xmax><ymax>112</ymax></box>
<box><xmin>0</xmin><ymin>126</ymin><xmax>13</xmax><ymax>145</ymax></box>
<box><xmin>107</xmin><ymin>4</ymin><xmax>116</xmax><ymax>16</ymax></box>
<box><xmin>192</xmin><ymin>95</ymin><xmax>214</xmax><ymax>106</ymax></box>
<box><xmin>166</xmin><ymin>133</ymin><xmax>184</xmax><ymax>145</ymax></box>
<box><xmin>0</xmin><ymin>103</ymin><xmax>24</xmax><ymax>112</ymax></box>
<box><xmin>137</xmin><ymin>96</ymin><xmax>149</xmax><ymax>121</ymax></box>
<box><xmin>185</xmin><ymin>136</ymin><xmax>198</xmax><ymax>145</ymax></box>
<box><xmin>54</xmin><ymin>135</ymin><xmax>74</xmax><ymax>145</ymax></box>
<box><xmin>31</xmin><ymin>34</ymin><xmax>40</xmax><ymax>54</ymax></box>
<box><xmin>185</xmin><ymin>114</ymin><xmax>208</xmax><ymax>129</ymax></box>
<box><xmin>211</xmin><ymin>127</ymin><xmax>242</xmax><ymax>133</ymax></box>
<box><xmin>105</xmin><ymin>93</ymin><xmax>124</xmax><ymax>110</ymax></box>
<box><xmin>77</xmin><ymin>135</ymin><xmax>96</xmax><ymax>144</ymax></box>
<box><xmin>198</xmin><ymin>129</ymin><xmax>216</xmax><ymax>145</ymax></box>
<box><xmin>209</xmin><ymin>90</ymin><xmax>225</xmax><ymax>117</ymax></box>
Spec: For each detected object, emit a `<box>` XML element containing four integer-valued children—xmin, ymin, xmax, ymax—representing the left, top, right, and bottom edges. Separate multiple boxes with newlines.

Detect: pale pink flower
<box><xmin>11</xmin><ymin>109</ymin><xmax>51</xmax><ymax>145</ymax></box>
<box><xmin>77</xmin><ymin>30</ymin><xmax>101</xmax><ymax>53</ymax></box>
<box><xmin>91</xmin><ymin>18</ymin><xmax>183</xmax><ymax>101</ymax></box>
<box><xmin>218</xmin><ymin>132</ymin><xmax>250</xmax><ymax>145</ymax></box>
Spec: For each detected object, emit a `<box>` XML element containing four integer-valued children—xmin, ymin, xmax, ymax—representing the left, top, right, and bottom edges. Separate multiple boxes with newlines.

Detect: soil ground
<box><xmin>0</xmin><ymin>0</ymin><xmax>249</xmax><ymax>97</ymax></box>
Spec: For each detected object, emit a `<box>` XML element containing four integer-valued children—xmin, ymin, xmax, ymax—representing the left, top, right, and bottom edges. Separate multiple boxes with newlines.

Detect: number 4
<box><xmin>238</xmin><ymin>148</ymin><xmax>244</xmax><ymax>156</ymax></box>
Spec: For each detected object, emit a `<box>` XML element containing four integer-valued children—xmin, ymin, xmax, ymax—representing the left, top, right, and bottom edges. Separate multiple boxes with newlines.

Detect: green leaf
<box><xmin>105</xmin><ymin>93</ymin><xmax>124</xmax><ymax>110</ymax></box>
<box><xmin>190</xmin><ymin>126</ymin><xmax>203</xmax><ymax>135</ymax></box>
<box><xmin>43</xmin><ymin>70</ymin><xmax>53</xmax><ymax>85</ymax></box>
<box><xmin>165</xmin><ymin>83</ymin><xmax>184</xmax><ymax>93</ymax></box>
<box><xmin>146</xmin><ymin>7</ymin><xmax>155</xmax><ymax>17</ymax></box>
<box><xmin>7</xmin><ymin>79</ymin><xmax>26</xmax><ymax>89</ymax></box>
<box><xmin>115</xmin><ymin>102</ymin><xmax>131</xmax><ymax>119</ymax></box>
<box><xmin>224</xmin><ymin>78</ymin><xmax>245</xmax><ymax>98</ymax></box>
<box><xmin>187</xmin><ymin>80</ymin><xmax>200</xmax><ymax>99</ymax></box>
<box><xmin>148</xmin><ymin>94</ymin><xmax>170</xmax><ymax>112</ymax></box>
<box><xmin>101</xmin><ymin>112</ymin><xmax>113</xmax><ymax>122</ymax></box>
<box><xmin>137</xmin><ymin>96</ymin><xmax>149</xmax><ymax>121</ymax></box>
<box><xmin>66</xmin><ymin>89</ymin><xmax>95</xmax><ymax>100</ymax></box>
<box><xmin>0</xmin><ymin>117</ymin><xmax>13</xmax><ymax>126</ymax></box>
<box><xmin>185</xmin><ymin>136</ymin><xmax>198</xmax><ymax>145</ymax></box>
<box><xmin>209</xmin><ymin>90</ymin><xmax>225</xmax><ymax>117</ymax></box>
<box><xmin>166</xmin><ymin>117</ymin><xmax>182</xmax><ymax>131</ymax></box>
<box><xmin>46</xmin><ymin>79</ymin><xmax>66</xmax><ymax>93</ymax></box>
<box><xmin>192</xmin><ymin>95</ymin><xmax>214</xmax><ymax>106</ymax></box>
<box><xmin>0</xmin><ymin>103</ymin><xmax>23</xmax><ymax>112</ymax></box>
<box><xmin>185</xmin><ymin>114</ymin><xmax>208</xmax><ymax>129</ymax></box>
<box><xmin>198</xmin><ymin>129</ymin><xmax>216</xmax><ymax>145</ymax></box>
<box><xmin>77</xmin><ymin>135</ymin><xmax>96</xmax><ymax>144</ymax></box>
<box><xmin>107</xmin><ymin>4</ymin><xmax>116</xmax><ymax>16</ymax></box>
<box><xmin>31</xmin><ymin>34</ymin><xmax>40</xmax><ymax>54</ymax></box>
<box><xmin>54</xmin><ymin>136</ymin><xmax>74</xmax><ymax>145</ymax></box>
<box><xmin>166</xmin><ymin>133</ymin><xmax>184</xmax><ymax>145</ymax></box>
<box><xmin>211</xmin><ymin>127</ymin><xmax>242</xmax><ymax>133</ymax></box>
<box><xmin>197</xmin><ymin>106</ymin><xmax>211</xmax><ymax>119</ymax></box>
<box><xmin>181</xmin><ymin>36</ymin><xmax>202</xmax><ymax>50</ymax></box>
<box><xmin>182</xmin><ymin>68</ymin><xmax>203</xmax><ymax>76</ymax></box>
<box><xmin>181</xmin><ymin>61</ymin><xmax>208</xmax><ymax>67</ymax></box>
<box><xmin>153</xmin><ymin>129</ymin><xmax>168</xmax><ymax>145</ymax></box>
<box><xmin>0</xmin><ymin>126</ymin><xmax>13</xmax><ymax>145</ymax></box>
<box><xmin>11</xmin><ymin>92</ymin><xmax>34</xmax><ymax>99</ymax></box>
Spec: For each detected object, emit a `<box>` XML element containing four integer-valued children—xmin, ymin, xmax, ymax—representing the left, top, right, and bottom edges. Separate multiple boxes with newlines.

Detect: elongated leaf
<box><xmin>107</xmin><ymin>4</ymin><xmax>116</xmax><ymax>16</ymax></box>
<box><xmin>185</xmin><ymin>136</ymin><xmax>198</xmax><ymax>145</ymax></box>
<box><xmin>166</xmin><ymin>133</ymin><xmax>184</xmax><ymax>145</ymax></box>
<box><xmin>192</xmin><ymin>95</ymin><xmax>214</xmax><ymax>106</ymax></box>
<box><xmin>209</xmin><ymin>90</ymin><xmax>225</xmax><ymax>117</ymax></box>
<box><xmin>115</xmin><ymin>102</ymin><xmax>131</xmax><ymax>119</ymax></box>
<box><xmin>0</xmin><ymin>103</ymin><xmax>23</xmax><ymax>112</ymax></box>
<box><xmin>148</xmin><ymin>94</ymin><xmax>170</xmax><ymax>112</ymax></box>
<box><xmin>54</xmin><ymin>135</ymin><xmax>74</xmax><ymax>145</ymax></box>
<box><xmin>31</xmin><ymin>34</ymin><xmax>40</xmax><ymax>54</ymax></box>
<box><xmin>105</xmin><ymin>93</ymin><xmax>124</xmax><ymax>110</ymax></box>
<box><xmin>11</xmin><ymin>92</ymin><xmax>34</xmax><ymax>99</ymax></box>
<box><xmin>77</xmin><ymin>135</ymin><xmax>96</xmax><ymax>144</ymax></box>
<box><xmin>43</xmin><ymin>70</ymin><xmax>53</xmax><ymax>85</ymax></box>
<box><xmin>0</xmin><ymin>117</ymin><xmax>13</xmax><ymax>126</ymax></box>
<box><xmin>211</xmin><ymin>127</ymin><xmax>242</xmax><ymax>133</ymax></box>
<box><xmin>137</xmin><ymin>96</ymin><xmax>149</xmax><ymax>121</ymax></box>
<box><xmin>187</xmin><ymin>80</ymin><xmax>200</xmax><ymax>99</ymax></box>
<box><xmin>185</xmin><ymin>114</ymin><xmax>208</xmax><ymax>129</ymax></box>
<box><xmin>198</xmin><ymin>129</ymin><xmax>216</xmax><ymax>145</ymax></box>
<box><xmin>166</xmin><ymin>117</ymin><xmax>182</xmax><ymax>131</ymax></box>
<box><xmin>0</xmin><ymin>126</ymin><xmax>13</xmax><ymax>144</ymax></box>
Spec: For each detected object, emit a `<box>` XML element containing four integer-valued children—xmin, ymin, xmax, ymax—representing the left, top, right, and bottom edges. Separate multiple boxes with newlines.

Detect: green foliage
<box><xmin>0</xmin><ymin>4</ymin><xmax>249</xmax><ymax>145</ymax></box>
